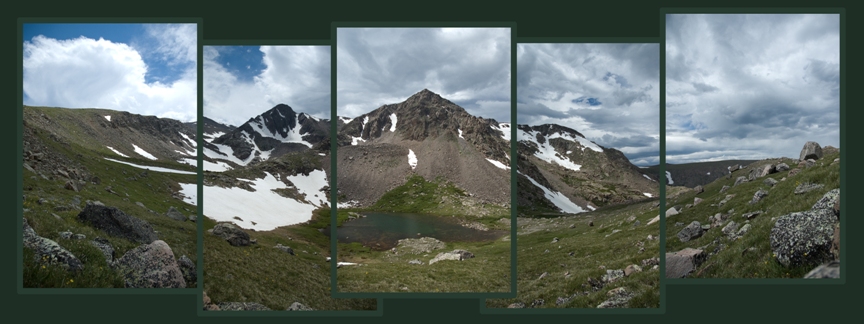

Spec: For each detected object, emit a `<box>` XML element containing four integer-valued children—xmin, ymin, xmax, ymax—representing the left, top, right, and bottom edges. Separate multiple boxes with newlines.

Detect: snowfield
<box><xmin>644</xmin><ymin>192</ymin><xmax>653</xmax><ymax>198</ymax></box>
<box><xmin>179</xmin><ymin>157</ymin><xmax>232</xmax><ymax>172</ymax></box>
<box><xmin>104</xmin><ymin>158</ymin><xmax>195</xmax><ymax>175</ymax></box>
<box><xmin>642</xmin><ymin>174</ymin><xmax>656</xmax><ymax>182</ymax></box>
<box><xmin>458</xmin><ymin>129</ymin><xmax>465</xmax><ymax>139</ymax></box>
<box><xmin>199</xmin><ymin>172</ymin><xmax>326</xmax><ymax>231</ymax></box>
<box><xmin>251</xmin><ymin>115</ymin><xmax>313</xmax><ymax>148</ymax></box>
<box><xmin>521</xmin><ymin>172</ymin><xmax>586</xmax><ymax>214</ymax></box>
<box><xmin>104</xmin><ymin>115</ymin><xmax>111</xmax><ymax>121</ymax></box>
<box><xmin>132</xmin><ymin>144</ymin><xmax>158</xmax><ymax>160</ymax></box>
<box><xmin>178</xmin><ymin>132</ymin><xmax>196</xmax><ymax>148</ymax></box>
<box><xmin>389</xmin><ymin>113</ymin><xmax>397</xmax><ymax>132</ymax></box>
<box><xmin>177</xmin><ymin>183</ymin><xmax>197</xmax><ymax>205</ymax></box>
<box><xmin>339</xmin><ymin>116</ymin><xmax>353</xmax><ymax>124</ymax></box>
<box><xmin>666</xmin><ymin>171</ymin><xmax>674</xmax><ymax>185</ymax></box>
<box><xmin>286</xmin><ymin>170</ymin><xmax>329</xmax><ymax>207</ymax></box>
<box><xmin>408</xmin><ymin>149</ymin><xmax>418</xmax><ymax>169</ymax></box>
<box><xmin>106</xmin><ymin>146</ymin><xmax>129</xmax><ymax>158</ymax></box>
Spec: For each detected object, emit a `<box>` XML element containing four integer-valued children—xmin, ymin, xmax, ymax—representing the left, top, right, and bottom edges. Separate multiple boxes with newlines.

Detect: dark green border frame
<box><xmin>16</xmin><ymin>17</ymin><xmax>203</xmax><ymax>296</ymax></box>
<box><xmin>481</xmin><ymin>37</ymin><xmax>665</xmax><ymax>315</ymax></box>
<box><xmin>196</xmin><ymin>40</ymin><xmax>383</xmax><ymax>317</ymax></box>
<box><xmin>329</xmin><ymin>22</ymin><xmax>518</xmax><ymax>299</ymax></box>
<box><xmin>660</xmin><ymin>8</ymin><xmax>846</xmax><ymax>285</ymax></box>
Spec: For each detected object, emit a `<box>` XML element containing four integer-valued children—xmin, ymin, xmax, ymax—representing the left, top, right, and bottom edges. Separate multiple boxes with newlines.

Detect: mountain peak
<box><xmin>270</xmin><ymin>103</ymin><xmax>296</xmax><ymax>117</ymax></box>
<box><xmin>406</xmin><ymin>88</ymin><xmax>443</xmax><ymax>103</ymax></box>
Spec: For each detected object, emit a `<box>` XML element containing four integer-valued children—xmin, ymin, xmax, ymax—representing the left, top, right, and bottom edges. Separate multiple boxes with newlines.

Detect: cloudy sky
<box><xmin>204</xmin><ymin>46</ymin><xmax>330</xmax><ymax>126</ymax></box>
<box><xmin>336</xmin><ymin>28</ymin><xmax>511</xmax><ymax>122</ymax></box>
<box><xmin>517</xmin><ymin>43</ymin><xmax>660</xmax><ymax>166</ymax></box>
<box><xmin>666</xmin><ymin>14</ymin><xmax>840</xmax><ymax>164</ymax></box>
<box><xmin>23</xmin><ymin>23</ymin><xmax>197</xmax><ymax>122</ymax></box>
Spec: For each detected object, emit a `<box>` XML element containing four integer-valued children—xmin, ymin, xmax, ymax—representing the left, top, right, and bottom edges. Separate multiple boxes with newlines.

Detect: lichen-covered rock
<box><xmin>178</xmin><ymin>255</ymin><xmax>196</xmax><ymax>285</ymax></box>
<box><xmin>115</xmin><ymin>240</ymin><xmax>186</xmax><ymax>288</ymax></box>
<box><xmin>77</xmin><ymin>203</ymin><xmax>157</xmax><ymax>244</ymax></box>
<box><xmin>23</xmin><ymin>218</ymin><xmax>83</xmax><ymax>271</ymax></box>
<box><xmin>601</xmin><ymin>269</ymin><xmax>625</xmax><ymax>282</ymax></box>
<box><xmin>770</xmin><ymin>209</ymin><xmax>835</xmax><ymax>267</ymax></box>
<box><xmin>794</xmin><ymin>183</ymin><xmax>824</xmax><ymax>195</ymax></box>
<box><xmin>722</xmin><ymin>221</ymin><xmax>740</xmax><ymax>237</ymax></box>
<box><xmin>90</xmin><ymin>237</ymin><xmax>115</xmax><ymax>265</ymax></box>
<box><xmin>274</xmin><ymin>244</ymin><xmax>295</xmax><ymax>255</ymax></box>
<box><xmin>597</xmin><ymin>287</ymin><xmax>633</xmax><ymax>308</ymax></box>
<box><xmin>811</xmin><ymin>189</ymin><xmax>839</xmax><ymax>211</ymax></box>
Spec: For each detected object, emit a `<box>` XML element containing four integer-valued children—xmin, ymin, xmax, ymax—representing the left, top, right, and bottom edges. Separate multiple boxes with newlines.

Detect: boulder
<box><xmin>601</xmin><ymin>269</ymin><xmax>625</xmax><ymax>282</ymax></box>
<box><xmin>624</xmin><ymin>264</ymin><xmax>642</xmax><ymax>276</ymax></box>
<box><xmin>718</xmin><ymin>194</ymin><xmax>735</xmax><ymax>207</ymax></box>
<box><xmin>794</xmin><ymin>183</ymin><xmax>824</xmax><ymax>195</ymax></box>
<box><xmin>115</xmin><ymin>240</ymin><xmax>186</xmax><ymax>288</ymax></box>
<box><xmin>722</xmin><ymin>221</ymin><xmax>740</xmax><ymax>237</ymax></box>
<box><xmin>64</xmin><ymin>180</ymin><xmax>80</xmax><ymax>192</ymax></box>
<box><xmin>694</xmin><ymin>185</ymin><xmax>704</xmax><ymax>194</ymax></box>
<box><xmin>165</xmin><ymin>206</ymin><xmax>187</xmax><ymax>222</ymax></box>
<box><xmin>665</xmin><ymin>207</ymin><xmax>679</xmax><ymax>217</ymax></box>
<box><xmin>788</xmin><ymin>168</ymin><xmax>802</xmax><ymax>177</ymax></box>
<box><xmin>211</xmin><ymin>223</ymin><xmax>252</xmax><ymax>246</ymax></box>
<box><xmin>665</xmin><ymin>248</ymin><xmax>706</xmax><ymax>278</ymax></box>
<box><xmin>720</xmin><ymin>185</ymin><xmax>730</xmax><ymax>193</ymax></box>
<box><xmin>750</xmin><ymin>189</ymin><xmax>769</xmax><ymax>204</ymax></box>
<box><xmin>756</xmin><ymin>164</ymin><xmax>776</xmax><ymax>178</ymax></box>
<box><xmin>217</xmin><ymin>302</ymin><xmax>271</xmax><ymax>311</ymax></box>
<box><xmin>763</xmin><ymin>178</ymin><xmax>778</xmax><ymax>187</ymax></box>
<box><xmin>77</xmin><ymin>203</ymin><xmax>157</xmax><ymax>244</ymax></box>
<box><xmin>799</xmin><ymin>141</ymin><xmax>823</xmax><ymax>161</ymax></box>
<box><xmin>734</xmin><ymin>176</ymin><xmax>747</xmax><ymax>186</ymax></box>
<box><xmin>770</xmin><ymin>209</ymin><xmax>835</xmax><ymax>267</ymax></box>
<box><xmin>742</xmin><ymin>211</ymin><xmax>762</xmax><ymax>220</ymax></box>
<box><xmin>811</xmin><ymin>189</ymin><xmax>839</xmax><ymax>212</ymax></box>
<box><xmin>22</xmin><ymin>218</ymin><xmax>83</xmax><ymax>271</ymax></box>
<box><xmin>677</xmin><ymin>221</ymin><xmax>704</xmax><ymax>242</ymax></box>
<box><xmin>775</xmin><ymin>163</ymin><xmax>790</xmax><ymax>172</ymax></box>
<box><xmin>693</xmin><ymin>197</ymin><xmax>703</xmax><ymax>206</ymax></box>
<box><xmin>89</xmin><ymin>237</ymin><xmax>115</xmax><ymax>265</ymax></box>
<box><xmin>596</xmin><ymin>287</ymin><xmax>633</xmax><ymax>308</ymax></box>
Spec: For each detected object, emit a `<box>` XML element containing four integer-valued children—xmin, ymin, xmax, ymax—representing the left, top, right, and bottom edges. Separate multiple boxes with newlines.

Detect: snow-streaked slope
<box><xmin>486</xmin><ymin>158</ymin><xmax>510</xmax><ymax>170</ymax></box>
<box><xmin>642</xmin><ymin>174</ymin><xmax>656</xmax><ymax>182</ymax></box>
<box><xmin>666</xmin><ymin>171</ymin><xmax>674</xmax><ymax>185</ymax></box>
<box><xmin>179</xmin><ymin>157</ymin><xmax>232</xmax><ymax>172</ymax></box>
<box><xmin>339</xmin><ymin>116</ymin><xmax>353</xmax><ymax>124</ymax></box>
<box><xmin>106</xmin><ymin>146</ymin><xmax>129</xmax><ymax>158</ymax></box>
<box><xmin>104</xmin><ymin>158</ymin><xmax>196</xmax><ymax>175</ymax></box>
<box><xmin>132</xmin><ymin>144</ymin><xmax>158</xmax><ymax>160</ymax></box>
<box><xmin>517</xmin><ymin>128</ymin><xmax>582</xmax><ymax>171</ymax></box>
<box><xmin>643</xmin><ymin>192</ymin><xmax>653</xmax><ymax>198</ymax></box>
<box><xmin>204</xmin><ymin>142</ymin><xmax>255</xmax><ymax>166</ymax></box>
<box><xmin>408</xmin><ymin>149</ymin><xmax>418</xmax><ymax>169</ymax></box>
<box><xmin>490</xmin><ymin>123</ymin><xmax>511</xmax><ymax>141</ymax></box>
<box><xmin>250</xmin><ymin>115</ymin><xmax>313</xmax><ymax>148</ymax></box>
<box><xmin>389</xmin><ymin>113</ymin><xmax>397</xmax><ymax>132</ymax></box>
<box><xmin>351</xmin><ymin>116</ymin><xmax>371</xmax><ymax>146</ymax></box>
<box><xmin>458</xmin><ymin>129</ymin><xmax>464</xmax><ymax>139</ymax></box>
<box><xmin>521</xmin><ymin>172</ymin><xmax>586</xmax><ymax>214</ymax></box>
<box><xmin>104</xmin><ymin>115</ymin><xmax>111</xmax><ymax>121</ymax></box>
<box><xmin>200</xmin><ymin>172</ymin><xmax>320</xmax><ymax>231</ymax></box>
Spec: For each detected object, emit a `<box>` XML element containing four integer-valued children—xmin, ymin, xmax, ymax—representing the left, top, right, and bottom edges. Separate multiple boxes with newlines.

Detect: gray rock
<box><xmin>722</xmin><ymin>221</ymin><xmax>740</xmax><ymax>237</ymax></box>
<box><xmin>395</xmin><ymin>237</ymin><xmax>446</xmax><ymax>254</ymax></box>
<box><xmin>64</xmin><ymin>180</ymin><xmax>80</xmax><ymax>192</ymax></box>
<box><xmin>73</xmin><ymin>234</ymin><xmax>86</xmax><ymax>240</ymax></box>
<box><xmin>750</xmin><ymin>189</ymin><xmax>769</xmax><ymax>204</ymax></box>
<box><xmin>429</xmin><ymin>249</ymin><xmax>474</xmax><ymax>264</ymax></box>
<box><xmin>804</xmin><ymin>261</ymin><xmax>840</xmax><ymax>279</ymax></box>
<box><xmin>770</xmin><ymin>209</ymin><xmax>835</xmax><ymax>267</ymax></box>
<box><xmin>788</xmin><ymin>168</ymin><xmax>802</xmax><ymax>177</ymax></box>
<box><xmin>694</xmin><ymin>185</ymin><xmax>704</xmax><ymax>194</ymax></box>
<box><xmin>77</xmin><ymin>203</ymin><xmax>157</xmax><ymax>244</ymax></box>
<box><xmin>718</xmin><ymin>194</ymin><xmax>735</xmax><ymax>207</ymax></box>
<box><xmin>408</xmin><ymin>259</ymin><xmax>422</xmax><ymax>265</ymax></box>
<box><xmin>776</xmin><ymin>163</ymin><xmax>790</xmax><ymax>172</ymax></box>
<box><xmin>800</xmin><ymin>141</ymin><xmax>823</xmax><ymax>161</ymax></box>
<box><xmin>734</xmin><ymin>176</ymin><xmax>748</xmax><ymax>186</ymax></box>
<box><xmin>274</xmin><ymin>244</ymin><xmax>295</xmax><ymax>255</ymax></box>
<box><xmin>211</xmin><ymin>223</ymin><xmax>251</xmax><ymax>247</ymax></box>
<box><xmin>286</xmin><ymin>302</ymin><xmax>313</xmax><ymax>311</ymax></box>
<box><xmin>677</xmin><ymin>221</ymin><xmax>704</xmax><ymax>242</ymax></box>
<box><xmin>736</xmin><ymin>224</ymin><xmax>752</xmax><ymax>237</ymax></box>
<box><xmin>59</xmin><ymin>231</ymin><xmax>73</xmax><ymax>240</ymax></box>
<box><xmin>794</xmin><ymin>183</ymin><xmax>824</xmax><ymax>195</ymax></box>
<box><xmin>115</xmin><ymin>240</ymin><xmax>186</xmax><ymax>288</ymax></box>
<box><xmin>507</xmin><ymin>302</ymin><xmax>525</xmax><ymax>308</ymax></box>
<box><xmin>665</xmin><ymin>248</ymin><xmax>706</xmax><ymax>278</ymax></box>
<box><xmin>23</xmin><ymin>218</ymin><xmax>83</xmax><ymax>271</ymax></box>
<box><xmin>624</xmin><ymin>264</ymin><xmax>642</xmax><ymax>276</ymax></box>
<box><xmin>601</xmin><ymin>269</ymin><xmax>625</xmax><ymax>282</ymax></box>
<box><xmin>666</xmin><ymin>207</ymin><xmax>679</xmax><ymax>217</ymax></box>
<box><xmin>764</xmin><ymin>178</ymin><xmax>778</xmax><ymax>187</ymax></box>
<box><xmin>811</xmin><ymin>189</ymin><xmax>840</xmax><ymax>212</ymax></box>
<box><xmin>694</xmin><ymin>197</ymin><xmax>703</xmax><ymax>206</ymax></box>
<box><xmin>165</xmin><ymin>206</ymin><xmax>187</xmax><ymax>222</ymax></box>
<box><xmin>742</xmin><ymin>211</ymin><xmax>763</xmax><ymax>220</ymax></box>
<box><xmin>597</xmin><ymin>287</ymin><xmax>633</xmax><ymax>308</ymax></box>
<box><xmin>720</xmin><ymin>185</ymin><xmax>731</xmax><ymax>193</ymax></box>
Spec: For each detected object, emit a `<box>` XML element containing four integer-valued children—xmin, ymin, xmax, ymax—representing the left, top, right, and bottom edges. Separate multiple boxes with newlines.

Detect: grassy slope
<box><xmin>665</xmin><ymin>153</ymin><xmax>840</xmax><ymax>278</ymax></box>
<box><xmin>486</xmin><ymin>200</ymin><xmax>661</xmax><ymax>308</ymax></box>
<box><xmin>335</xmin><ymin>174</ymin><xmax>511</xmax><ymax>293</ymax></box>
<box><xmin>23</xmin><ymin>109</ymin><xmax>197</xmax><ymax>288</ymax></box>
<box><xmin>202</xmin><ymin>209</ymin><xmax>376</xmax><ymax>310</ymax></box>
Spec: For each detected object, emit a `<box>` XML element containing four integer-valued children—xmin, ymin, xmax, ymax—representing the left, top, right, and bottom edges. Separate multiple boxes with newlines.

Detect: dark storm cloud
<box><xmin>665</xmin><ymin>14</ymin><xmax>840</xmax><ymax>164</ymax></box>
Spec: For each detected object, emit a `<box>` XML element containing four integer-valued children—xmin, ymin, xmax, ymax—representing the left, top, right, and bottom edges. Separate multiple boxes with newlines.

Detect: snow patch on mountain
<box><xmin>106</xmin><ymin>146</ymin><xmax>129</xmax><ymax>158</ymax></box>
<box><xmin>132</xmin><ymin>144</ymin><xmax>158</xmax><ymax>160</ymax></box>
<box><xmin>521</xmin><ymin>172</ymin><xmax>586</xmax><ymax>214</ymax></box>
